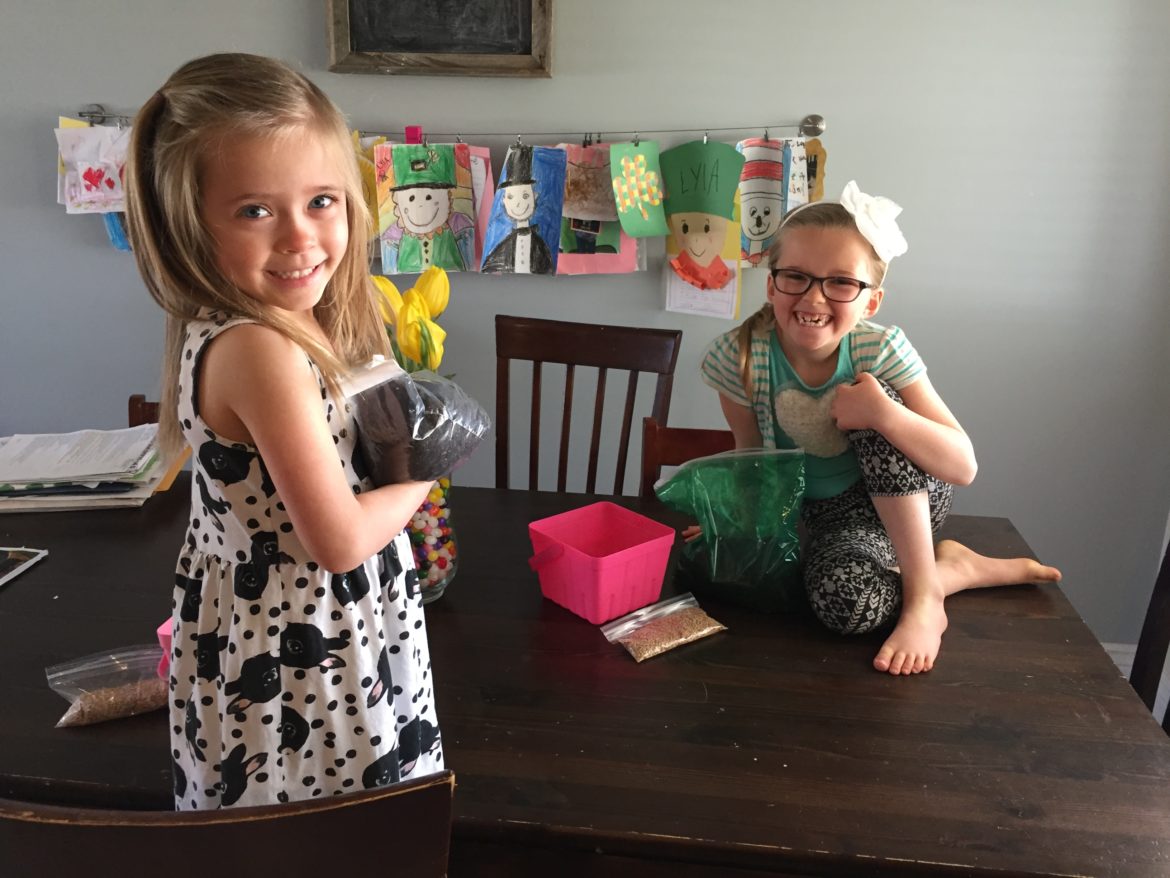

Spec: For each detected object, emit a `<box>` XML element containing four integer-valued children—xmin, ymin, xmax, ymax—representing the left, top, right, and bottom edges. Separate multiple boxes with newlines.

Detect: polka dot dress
<box><xmin>169</xmin><ymin>312</ymin><xmax>442</xmax><ymax>810</ymax></box>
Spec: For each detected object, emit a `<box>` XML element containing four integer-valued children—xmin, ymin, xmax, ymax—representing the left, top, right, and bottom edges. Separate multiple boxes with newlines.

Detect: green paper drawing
<box><xmin>609</xmin><ymin>141</ymin><xmax>668</xmax><ymax>237</ymax></box>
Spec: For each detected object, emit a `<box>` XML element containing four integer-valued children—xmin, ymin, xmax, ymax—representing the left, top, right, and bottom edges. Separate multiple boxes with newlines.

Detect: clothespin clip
<box><xmin>404</xmin><ymin>125</ymin><xmax>423</xmax><ymax>145</ymax></box>
<box><xmin>583</xmin><ymin>132</ymin><xmax>592</xmax><ymax>147</ymax></box>
<box><xmin>595</xmin><ymin>132</ymin><xmax>602</xmax><ymax>145</ymax></box>
<box><xmin>633</xmin><ymin>132</ymin><xmax>640</xmax><ymax>147</ymax></box>
<box><xmin>703</xmin><ymin>131</ymin><xmax>709</xmax><ymax>144</ymax></box>
<box><xmin>455</xmin><ymin>134</ymin><xmax>464</xmax><ymax>144</ymax></box>
<box><xmin>763</xmin><ymin>128</ymin><xmax>770</xmax><ymax>142</ymax></box>
<box><xmin>514</xmin><ymin>134</ymin><xmax>523</xmax><ymax>148</ymax></box>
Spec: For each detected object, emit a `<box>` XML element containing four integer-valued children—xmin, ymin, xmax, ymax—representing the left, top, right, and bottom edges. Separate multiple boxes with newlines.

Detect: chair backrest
<box><xmin>639</xmin><ymin>416</ymin><xmax>736</xmax><ymax>498</ymax></box>
<box><xmin>1130</xmin><ymin>541</ymin><xmax>1170</xmax><ymax>732</ymax></box>
<box><xmin>495</xmin><ymin>314</ymin><xmax>682</xmax><ymax>494</ymax></box>
<box><xmin>128</xmin><ymin>393</ymin><xmax>160</xmax><ymax>427</ymax></box>
<box><xmin>0</xmin><ymin>770</ymin><xmax>454</xmax><ymax>876</ymax></box>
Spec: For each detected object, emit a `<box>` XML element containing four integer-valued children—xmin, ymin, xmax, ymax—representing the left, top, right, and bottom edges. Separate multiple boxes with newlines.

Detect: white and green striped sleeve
<box><xmin>699</xmin><ymin>330</ymin><xmax>751</xmax><ymax>406</ymax></box>
<box><xmin>851</xmin><ymin>322</ymin><xmax>925</xmax><ymax>390</ymax></box>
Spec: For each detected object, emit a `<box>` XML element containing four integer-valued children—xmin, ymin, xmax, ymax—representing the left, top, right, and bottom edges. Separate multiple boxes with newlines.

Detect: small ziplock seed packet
<box><xmin>601</xmin><ymin>592</ymin><xmax>726</xmax><ymax>662</ymax></box>
<box><xmin>46</xmin><ymin>644</ymin><xmax>168</xmax><ymax>727</ymax></box>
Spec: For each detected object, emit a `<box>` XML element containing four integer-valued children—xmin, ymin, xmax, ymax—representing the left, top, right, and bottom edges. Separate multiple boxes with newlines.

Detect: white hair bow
<box><xmin>839</xmin><ymin>180</ymin><xmax>908</xmax><ymax>263</ymax></box>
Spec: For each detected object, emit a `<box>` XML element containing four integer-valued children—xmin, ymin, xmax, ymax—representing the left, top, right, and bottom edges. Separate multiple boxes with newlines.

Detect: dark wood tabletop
<box><xmin>2</xmin><ymin>475</ymin><xmax>1169</xmax><ymax>877</ymax></box>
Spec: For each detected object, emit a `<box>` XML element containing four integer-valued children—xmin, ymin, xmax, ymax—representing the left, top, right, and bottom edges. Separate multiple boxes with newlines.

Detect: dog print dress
<box><xmin>168</xmin><ymin>311</ymin><xmax>443</xmax><ymax>810</ymax></box>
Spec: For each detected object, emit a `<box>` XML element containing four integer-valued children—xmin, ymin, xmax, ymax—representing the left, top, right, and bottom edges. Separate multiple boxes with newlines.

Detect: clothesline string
<box><xmin>362</xmin><ymin>115</ymin><xmax>826</xmax><ymax>143</ymax></box>
<box><xmin>74</xmin><ymin>104</ymin><xmax>826</xmax><ymax>143</ymax></box>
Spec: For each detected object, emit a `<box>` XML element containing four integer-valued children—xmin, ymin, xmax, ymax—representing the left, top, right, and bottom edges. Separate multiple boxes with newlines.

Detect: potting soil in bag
<box><xmin>341</xmin><ymin>356</ymin><xmax>491</xmax><ymax>485</ymax></box>
<box><xmin>655</xmin><ymin>448</ymin><xmax>805</xmax><ymax>612</ymax></box>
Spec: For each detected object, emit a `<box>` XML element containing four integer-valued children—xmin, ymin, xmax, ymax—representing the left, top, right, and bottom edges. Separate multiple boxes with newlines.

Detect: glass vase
<box><xmin>410</xmin><ymin>477</ymin><xmax>457</xmax><ymax>604</ymax></box>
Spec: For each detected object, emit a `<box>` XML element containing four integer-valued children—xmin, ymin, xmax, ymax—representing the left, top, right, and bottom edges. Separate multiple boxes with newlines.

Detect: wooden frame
<box><xmin>327</xmin><ymin>0</ymin><xmax>553</xmax><ymax>78</ymax></box>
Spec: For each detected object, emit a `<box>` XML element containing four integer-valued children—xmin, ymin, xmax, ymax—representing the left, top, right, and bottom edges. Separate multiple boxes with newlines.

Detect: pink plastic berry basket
<box><xmin>527</xmin><ymin>501</ymin><xmax>676</xmax><ymax>625</ymax></box>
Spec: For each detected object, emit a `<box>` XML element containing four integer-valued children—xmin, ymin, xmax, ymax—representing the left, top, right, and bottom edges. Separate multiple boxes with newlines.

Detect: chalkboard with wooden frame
<box><xmin>328</xmin><ymin>0</ymin><xmax>553</xmax><ymax>78</ymax></box>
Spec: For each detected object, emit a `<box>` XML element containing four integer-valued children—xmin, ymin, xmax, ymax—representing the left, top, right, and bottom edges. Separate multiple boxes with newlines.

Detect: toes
<box><xmin>873</xmin><ymin>648</ymin><xmax>893</xmax><ymax>672</ymax></box>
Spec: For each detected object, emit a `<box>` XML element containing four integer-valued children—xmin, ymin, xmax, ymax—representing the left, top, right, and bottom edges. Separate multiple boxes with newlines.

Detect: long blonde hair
<box><xmin>123</xmin><ymin>53</ymin><xmax>389</xmax><ymax>459</ymax></box>
<box><xmin>734</xmin><ymin>201</ymin><xmax>887</xmax><ymax>393</ymax></box>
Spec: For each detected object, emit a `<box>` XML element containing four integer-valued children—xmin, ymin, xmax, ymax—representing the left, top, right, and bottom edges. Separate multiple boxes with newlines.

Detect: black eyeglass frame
<box><xmin>768</xmin><ymin>268</ymin><xmax>877</xmax><ymax>303</ymax></box>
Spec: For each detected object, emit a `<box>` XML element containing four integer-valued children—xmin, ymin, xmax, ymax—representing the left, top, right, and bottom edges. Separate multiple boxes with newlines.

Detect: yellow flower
<box><xmin>413</xmin><ymin>266</ymin><xmax>450</xmax><ymax>319</ymax></box>
<box><xmin>372</xmin><ymin>275</ymin><xmax>403</xmax><ymax>324</ymax></box>
<box><xmin>397</xmin><ymin>290</ymin><xmax>447</xmax><ymax>370</ymax></box>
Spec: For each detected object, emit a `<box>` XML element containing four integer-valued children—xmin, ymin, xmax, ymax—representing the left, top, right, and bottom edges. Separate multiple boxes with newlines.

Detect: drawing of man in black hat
<box><xmin>481</xmin><ymin>146</ymin><xmax>554</xmax><ymax>275</ymax></box>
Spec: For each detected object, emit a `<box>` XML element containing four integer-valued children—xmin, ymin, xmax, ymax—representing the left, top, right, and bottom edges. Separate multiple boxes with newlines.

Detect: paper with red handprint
<box><xmin>55</xmin><ymin>125</ymin><xmax>132</xmax><ymax>214</ymax></box>
<box><xmin>609</xmin><ymin>141</ymin><xmax>668</xmax><ymax>237</ymax></box>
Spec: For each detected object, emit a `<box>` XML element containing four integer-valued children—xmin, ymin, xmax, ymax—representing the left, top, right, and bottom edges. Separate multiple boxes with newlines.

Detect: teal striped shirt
<box><xmin>700</xmin><ymin>320</ymin><xmax>925</xmax><ymax>495</ymax></box>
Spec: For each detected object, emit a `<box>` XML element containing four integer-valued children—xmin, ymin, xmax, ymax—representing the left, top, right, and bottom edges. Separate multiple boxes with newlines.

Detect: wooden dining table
<box><xmin>2</xmin><ymin>474</ymin><xmax>1169</xmax><ymax>877</ymax></box>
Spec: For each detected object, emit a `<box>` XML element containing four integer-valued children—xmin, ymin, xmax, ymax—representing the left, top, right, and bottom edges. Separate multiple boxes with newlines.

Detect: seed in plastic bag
<box><xmin>55</xmin><ymin>677</ymin><xmax>168</xmax><ymax>728</ymax></box>
<box><xmin>618</xmin><ymin>606</ymin><xmax>726</xmax><ymax>662</ymax></box>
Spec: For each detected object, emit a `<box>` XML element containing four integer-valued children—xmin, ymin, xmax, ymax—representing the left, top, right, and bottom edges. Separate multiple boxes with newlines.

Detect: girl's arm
<box><xmin>200</xmin><ymin>323</ymin><xmax>434</xmax><ymax>572</ymax></box>
<box><xmin>832</xmin><ymin>371</ymin><xmax>977</xmax><ymax>486</ymax></box>
<box><xmin>719</xmin><ymin>394</ymin><xmax>764</xmax><ymax>449</ymax></box>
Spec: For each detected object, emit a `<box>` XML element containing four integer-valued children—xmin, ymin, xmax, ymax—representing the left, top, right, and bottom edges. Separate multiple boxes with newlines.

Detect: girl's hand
<box><xmin>682</xmin><ymin>524</ymin><xmax>703</xmax><ymax>543</ymax></box>
<box><xmin>830</xmin><ymin>372</ymin><xmax>891</xmax><ymax>432</ymax></box>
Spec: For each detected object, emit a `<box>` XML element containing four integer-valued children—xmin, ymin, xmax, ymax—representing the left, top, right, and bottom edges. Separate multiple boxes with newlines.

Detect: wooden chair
<box><xmin>0</xmin><ymin>770</ymin><xmax>455</xmax><ymax>876</ymax></box>
<box><xmin>1130</xmin><ymin>541</ymin><xmax>1170</xmax><ymax>732</ymax></box>
<box><xmin>639</xmin><ymin>416</ymin><xmax>735</xmax><ymax>498</ymax></box>
<box><xmin>128</xmin><ymin>393</ymin><xmax>160</xmax><ymax>427</ymax></box>
<box><xmin>495</xmin><ymin>314</ymin><xmax>682</xmax><ymax>494</ymax></box>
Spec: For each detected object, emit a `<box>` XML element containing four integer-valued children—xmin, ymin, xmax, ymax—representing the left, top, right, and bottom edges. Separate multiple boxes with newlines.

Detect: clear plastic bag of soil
<box><xmin>655</xmin><ymin>448</ymin><xmax>805</xmax><ymax>613</ymax></box>
<box><xmin>46</xmin><ymin>644</ymin><xmax>168</xmax><ymax>728</ymax></box>
<box><xmin>342</xmin><ymin>356</ymin><xmax>491</xmax><ymax>485</ymax></box>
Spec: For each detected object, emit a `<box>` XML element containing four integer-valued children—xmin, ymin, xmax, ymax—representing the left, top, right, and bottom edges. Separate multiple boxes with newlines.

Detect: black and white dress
<box><xmin>168</xmin><ymin>311</ymin><xmax>442</xmax><ymax>810</ymax></box>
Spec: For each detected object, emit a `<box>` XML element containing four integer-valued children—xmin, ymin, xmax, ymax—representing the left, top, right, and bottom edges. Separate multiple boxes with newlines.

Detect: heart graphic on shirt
<box><xmin>774</xmin><ymin>387</ymin><xmax>850</xmax><ymax>457</ymax></box>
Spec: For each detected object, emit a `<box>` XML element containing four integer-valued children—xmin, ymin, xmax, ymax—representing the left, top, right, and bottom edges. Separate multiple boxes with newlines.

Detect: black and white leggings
<box><xmin>801</xmin><ymin>384</ymin><xmax>953</xmax><ymax>635</ymax></box>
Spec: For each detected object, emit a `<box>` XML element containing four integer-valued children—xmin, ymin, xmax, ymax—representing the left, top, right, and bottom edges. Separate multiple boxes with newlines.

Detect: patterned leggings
<box><xmin>801</xmin><ymin>384</ymin><xmax>953</xmax><ymax>635</ymax></box>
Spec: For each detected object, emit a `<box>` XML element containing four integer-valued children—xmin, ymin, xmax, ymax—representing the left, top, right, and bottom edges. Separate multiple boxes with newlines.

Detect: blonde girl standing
<box><xmin>125</xmin><ymin>53</ymin><xmax>442</xmax><ymax>808</ymax></box>
<box><xmin>701</xmin><ymin>182</ymin><xmax>1060</xmax><ymax>675</ymax></box>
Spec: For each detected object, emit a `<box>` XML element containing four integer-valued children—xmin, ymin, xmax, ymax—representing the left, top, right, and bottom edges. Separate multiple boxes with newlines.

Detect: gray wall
<box><xmin>4</xmin><ymin>1</ymin><xmax>1169</xmax><ymax>646</ymax></box>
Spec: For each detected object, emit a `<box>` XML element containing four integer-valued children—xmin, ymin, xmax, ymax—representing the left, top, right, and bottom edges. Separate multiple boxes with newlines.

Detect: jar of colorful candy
<box><xmin>409</xmin><ymin>477</ymin><xmax>458</xmax><ymax>603</ymax></box>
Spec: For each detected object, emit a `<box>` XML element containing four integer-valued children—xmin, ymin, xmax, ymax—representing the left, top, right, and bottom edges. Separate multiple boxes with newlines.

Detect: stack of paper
<box><xmin>0</xmin><ymin>424</ymin><xmax>169</xmax><ymax>512</ymax></box>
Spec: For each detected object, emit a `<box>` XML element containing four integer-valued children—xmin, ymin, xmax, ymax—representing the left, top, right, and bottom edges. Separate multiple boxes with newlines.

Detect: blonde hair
<box><xmin>123</xmin><ymin>53</ymin><xmax>388</xmax><ymax>459</ymax></box>
<box><xmin>733</xmin><ymin>201</ymin><xmax>888</xmax><ymax>393</ymax></box>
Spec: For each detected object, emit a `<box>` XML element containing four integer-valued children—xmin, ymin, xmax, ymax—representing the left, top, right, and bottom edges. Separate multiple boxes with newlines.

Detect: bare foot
<box><xmin>874</xmin><ymin>596</ymin><xmax>948</xmax><ymax>675</ymax></box>
<box><xmin>934</xmin><ymin>539</ymin><xmax>1062</xmax><ymax>596</ymax></box>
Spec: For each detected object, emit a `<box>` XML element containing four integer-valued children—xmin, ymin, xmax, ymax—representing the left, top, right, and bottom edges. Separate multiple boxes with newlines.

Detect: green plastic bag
<box><xmin>655</xmin><ymin>448</ymin><xmax>805</xmax><ymax>612</ymax></box>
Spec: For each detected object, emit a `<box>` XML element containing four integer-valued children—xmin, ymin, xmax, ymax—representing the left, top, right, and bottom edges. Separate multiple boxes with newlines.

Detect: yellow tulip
<box><xmin>396</xmin><ymin>290</ymin><xmax>447</xmax><ymax>370</ymax></box>
<box><xmin>412</xmin><ymin>266</ymin><xmax>450</xmax><ymax>319</ymax></box>
<box><xmin>372</xmin><ymin>275</ymin><xmax>403</xmax><ymax>325</ymax></box>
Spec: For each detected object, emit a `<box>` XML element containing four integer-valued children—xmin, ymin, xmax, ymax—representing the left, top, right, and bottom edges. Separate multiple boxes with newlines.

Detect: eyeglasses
<box><xmin>769</xmin><ymin>269</ymin><xmax>875</xmax><ymax>303</ymax></box>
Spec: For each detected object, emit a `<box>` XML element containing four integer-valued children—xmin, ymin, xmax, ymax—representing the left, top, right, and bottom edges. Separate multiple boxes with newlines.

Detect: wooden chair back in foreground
<box><xmin>639</xmin><ymin>416</ymin><xmax>736</xmax><ymax>498</ymax></box>
<box><xmin>0</xmin><ymin>770</ymin><xmax>455</xmax><ymax>877</ymax></box>
<box><xmin>1130</xmin><ymin>541</ymin><xmax>1170</xmax><ymax>732</ymax></box>
<box><xmin>495</xmin><ymin>314</ymin><xmax>682</xmax><ymax>494</ymax></box>
<box><xmin>128</xmin><ymin>394</ymin><xmax>160</xmax><ymax>427</ymax></box>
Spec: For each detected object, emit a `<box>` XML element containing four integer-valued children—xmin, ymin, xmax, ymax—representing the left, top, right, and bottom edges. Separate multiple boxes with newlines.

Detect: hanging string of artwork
<box><xmin>56</xmin><ymin>106</ymin><xmax>828</xmax><ymax>319</ymax></box>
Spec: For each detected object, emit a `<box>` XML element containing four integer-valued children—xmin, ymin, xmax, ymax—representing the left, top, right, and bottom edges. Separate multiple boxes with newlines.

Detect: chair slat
<box><xmin>585</xmin><ymin>367</ymin><xmax>608</xmax><ymax>494</ymax></box>
<box><xmin>1130</xmin><ymin>543</ymin><xmax>1170</xmax><ymax>724</ymax></box>
<box><xmin>612</xmin><ymin>371</ymin><xmax>639</xmax><ymax>494</ymax></box>
<box><xmin>529</xmin><ymin>361</ymin><xmax>543</xmax><ymax>490</ymax></box>
<box><xmin>558</xmin><ymin>364</ymin><xmax>575</xmax><ymax>492</ymax></box>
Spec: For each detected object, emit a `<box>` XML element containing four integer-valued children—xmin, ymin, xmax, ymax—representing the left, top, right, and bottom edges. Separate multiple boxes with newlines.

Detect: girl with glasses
<box><xmin>700</xmin><ymin>182</ymin><xmax>1060</xmax><ymax>675</ymax></box>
